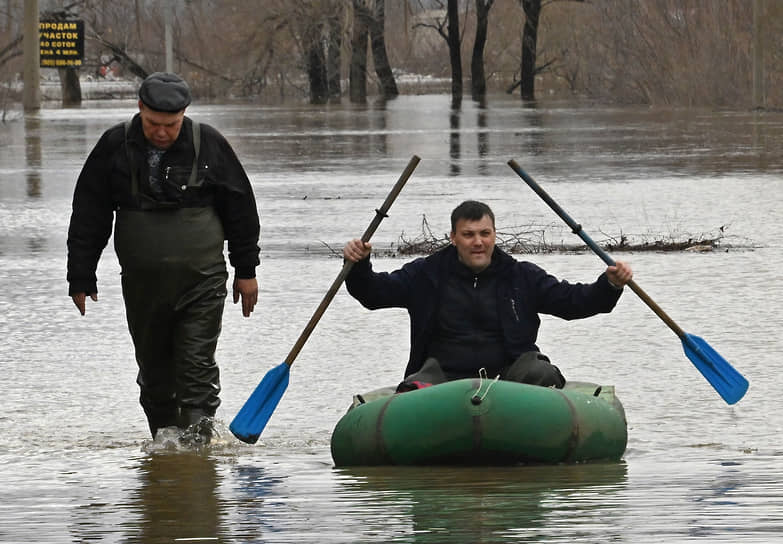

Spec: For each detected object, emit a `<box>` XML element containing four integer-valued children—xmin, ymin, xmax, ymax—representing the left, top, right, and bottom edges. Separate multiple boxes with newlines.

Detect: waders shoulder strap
<box><xmin>187</xmin><ymin>120</ymin><xmax>200</xmax><ymax>187</ymax></box>
<box><xmin>124</xmin><ymin>120</ymin><xmax>138</xmax><ymax>199</ymax></box>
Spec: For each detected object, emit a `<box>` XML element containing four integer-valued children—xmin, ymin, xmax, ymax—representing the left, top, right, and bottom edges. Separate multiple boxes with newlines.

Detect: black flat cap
<box><xmin>138</xmin><ymin>72</ymin><xmax>192</xmax><ymax>112</ymax></box>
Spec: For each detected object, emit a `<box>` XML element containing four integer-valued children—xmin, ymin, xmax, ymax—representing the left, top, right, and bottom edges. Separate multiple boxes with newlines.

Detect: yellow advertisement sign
<box><xmin>40</xmin><ymin>20</ymin><xmax>84</xmax><ymax>68</ymax></box>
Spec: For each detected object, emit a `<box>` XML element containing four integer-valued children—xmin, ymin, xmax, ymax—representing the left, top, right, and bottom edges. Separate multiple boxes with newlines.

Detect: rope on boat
<box><xmin>471</xmin><ymin>368</ymin><xmax>500</xmax><ymax>405</ymax></box>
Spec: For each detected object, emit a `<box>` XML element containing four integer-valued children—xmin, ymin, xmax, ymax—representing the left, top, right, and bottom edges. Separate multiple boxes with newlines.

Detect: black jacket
<box><xmin>345</xmin><ymin>245</ymin><xmax>623</xmax><ymax>378</ymax></box>
<box><xmin>67</xmin><ymin>114</ymin><xmax>260</xmax><ymax>295</ymax></box>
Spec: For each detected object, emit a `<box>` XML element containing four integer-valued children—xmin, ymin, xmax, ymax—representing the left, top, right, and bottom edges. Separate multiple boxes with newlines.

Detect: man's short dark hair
<box><xmin>450</xmin><ymin>200</ymin><xmax>495</xmax><ymax>233</ymax></box>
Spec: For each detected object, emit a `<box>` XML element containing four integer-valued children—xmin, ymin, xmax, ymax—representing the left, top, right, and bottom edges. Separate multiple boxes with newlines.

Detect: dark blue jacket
<box><xmin>345</xmin><ymin>245</ymin><xmax>623</xmax><ymax>378</ymax></box>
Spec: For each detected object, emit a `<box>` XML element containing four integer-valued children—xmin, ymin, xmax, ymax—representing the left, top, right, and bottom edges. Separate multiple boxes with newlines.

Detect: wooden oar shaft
<box><xmin>625</xmin><ymin>279</ymin><xmax>686</xmax><ymax>339</ymax></box>
<box><xmin>508</xmin><ymin>159</ymin><xmax>687</xmax><ymax>339</ymax></box>
<box><xmin>283</xmin><ymin>155</ymin><xmax>421</xmax><ymax>366</ymax></box>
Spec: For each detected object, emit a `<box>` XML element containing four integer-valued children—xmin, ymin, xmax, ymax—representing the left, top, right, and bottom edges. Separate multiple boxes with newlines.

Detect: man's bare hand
<box><xmin>71</xmin><ymin>292</ymin><xmax>98</xmax><ymax>316</ymax></box>
<box><xmin>233</xmin><ymin>277</ymin><xmax>258</xmax><ymax>317</ymax></box>
<box><xmin>606</xmin><ymin>260</ymin><xmax>633</xmax><ymax>288</ymax></box>
<box><xmin>343</xmin><ymin>239</ymin><xmax>372</xmax><ymax>262</ymax></box>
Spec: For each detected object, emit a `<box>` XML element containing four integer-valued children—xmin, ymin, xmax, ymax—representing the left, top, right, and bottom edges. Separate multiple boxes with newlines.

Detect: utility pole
<box><xmin>165</xmin><ymin>1</ymin><xmax>173</xmax><ymax>72</ymax></box>
<box><xmin>23</xmin><ymin>0</ymin><xmax>40</xmax><ymax>111</ymax></box>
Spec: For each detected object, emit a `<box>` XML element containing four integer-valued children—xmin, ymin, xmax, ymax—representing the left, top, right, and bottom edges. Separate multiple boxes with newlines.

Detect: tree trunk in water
<box><xmin>59</xmin><ymin>66</ymin><xmax>81</xmax><ymax>106</ymax></box>
<box><xmin>471</xmin><ymin>0</ymin><xmax>494</xmax><ymax>101</ymax></box>
<box><xmin>350</xmin><ymin>0</ymin><xmax>369</xmax><ymax>104</ymax></box>
<box><xmin>520</xmin><ymin>0</ymin><xmax>541</xmax><ymax>101</ymax></box>
<box><xmin>326</xmin><ymin>13</ymin><xmax>342</xmax><ymax>103</ymax></box>
<box><xmin>369</xmin><ymin>0</ymin><xmax>398</xmax><ymax>99</ymax></box>
<box><xmin>306</xmin><ymin>24</ymin><xmax>328</xmax><ymax>104</ymax></box>
<box><xmin>447</xmin><ymin>0</ymin><xmax>462</xmax><ymax>103</ymax></box>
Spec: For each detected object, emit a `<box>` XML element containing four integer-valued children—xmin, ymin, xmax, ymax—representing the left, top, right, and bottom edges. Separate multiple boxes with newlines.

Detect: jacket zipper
<box><xmin>510</xmin><ymin>298</ymin><xmax>520</xmax><ymax>322</ymax></box>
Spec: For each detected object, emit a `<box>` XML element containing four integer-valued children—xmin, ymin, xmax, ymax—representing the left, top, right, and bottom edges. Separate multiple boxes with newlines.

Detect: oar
<box><xmin>230</xmin><ymin>155</ymin><xmax>421</xmax><ymax>443</ymax></box>
<box><xmin>507</xmin><ymin>160</ymin><xmax>749</xmax><ymax>405</ymax></box>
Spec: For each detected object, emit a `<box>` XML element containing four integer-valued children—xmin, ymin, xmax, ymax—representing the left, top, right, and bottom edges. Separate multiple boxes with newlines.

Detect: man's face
<box><xmin>450</xmin><ymin>214</ymin><xmax>496</xmax><ymax>273</ymax></box>
<box><xmin>138</xmin><ymin>101</ymin><xmax>185</xmax><ymax>150</ymax></box>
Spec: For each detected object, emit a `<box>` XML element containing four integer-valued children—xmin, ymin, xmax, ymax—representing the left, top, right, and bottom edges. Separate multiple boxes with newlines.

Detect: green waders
<box><xmin>114</xmin><ymin>207</ymin><xmax>227</xmax><ymax>437</ymax></box>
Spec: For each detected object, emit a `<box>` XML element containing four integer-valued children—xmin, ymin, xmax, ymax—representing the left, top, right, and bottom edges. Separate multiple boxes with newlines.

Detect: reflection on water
<box><xmin>24</xmin><ymin>115</ymin><xmax>42</xmax><ymax>198</ymax></box>
<box><xmin>3</xmin><ymin>95</ymin><xmax>783</xmax><ymax>542</ymax></box>
<box><xmin>449</xmin><ymin>109</ymin><xmax>460</xmax><ymax>177</ymax></box>
<box><xmin>129</xmin><ymin>452</ymin><xmax>222</xmax><ymax>543</ymax></box>
<box><xmin>335</xmin><ymin>463</ymin><xmax>628</xmax><ymax>543</ymax></box>
<box><xmin>231</xmin><ymin>463</ymin><xmax>289</xmax><ymax>541</ymax></box>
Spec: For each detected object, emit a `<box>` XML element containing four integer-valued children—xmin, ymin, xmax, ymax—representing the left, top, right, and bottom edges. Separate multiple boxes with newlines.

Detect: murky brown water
<box><xmin>2</xmin><ymin>94</ymin><xmax>782</xmax><ymax>542</ymax></box>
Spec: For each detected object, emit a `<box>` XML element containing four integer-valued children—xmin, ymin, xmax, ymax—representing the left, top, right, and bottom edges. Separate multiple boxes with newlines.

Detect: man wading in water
<box><xmin>67</xmin><ymin>73</ymin><xmax>260</xmax><ymax>443</ymax></box>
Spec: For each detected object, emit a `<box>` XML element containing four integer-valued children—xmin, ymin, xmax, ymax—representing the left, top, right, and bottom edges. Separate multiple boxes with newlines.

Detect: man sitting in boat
<box><xmin>342</xmin><ymin>200</ymin><xmax>633</xmax><ymax>391</ymax></box>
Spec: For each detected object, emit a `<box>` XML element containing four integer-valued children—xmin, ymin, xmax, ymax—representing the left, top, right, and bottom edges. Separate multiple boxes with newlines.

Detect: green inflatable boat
<box><xmin>330</xmin><ymin>378</ymin><xmax>627</xmax><ymax>466</ymax></box>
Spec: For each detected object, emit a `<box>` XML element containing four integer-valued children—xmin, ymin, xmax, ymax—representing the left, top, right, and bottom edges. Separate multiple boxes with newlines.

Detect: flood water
<box><xmin>2</xmin><ymin>93</ymin><xmax>783</xmax><ymax>543</ymax></box>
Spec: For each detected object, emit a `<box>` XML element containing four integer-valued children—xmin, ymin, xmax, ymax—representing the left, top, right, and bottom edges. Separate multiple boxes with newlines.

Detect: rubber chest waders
<box><xmin>115</xmin><ymin>120</ymin><xmax>228</xmax><ymax>433</ymax></box>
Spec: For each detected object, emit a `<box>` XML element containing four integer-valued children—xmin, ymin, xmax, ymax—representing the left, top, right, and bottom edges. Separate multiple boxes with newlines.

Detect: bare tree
<box><xmin>519</xmin><ymin>0</ymin><xmax>540</xmax><ymax>101</ymax></box>
<box><xmin>278</xmin><ymin>1</ymin><xmax>349</xmax><ymax>104</ymax></box>
<box><xmin>414</xmin><ymin>0</ymin><xmax>465</xmax><ymax>104</ymax></box>
<box><xmin>4</xmin><ymin>0</ymin><xmax>781</xmax><ymax>108</ymax></box>
<box><xmin>0</xmin><ymin>34</ymin><xmax>22</xmax><ymax>71</ymax></box>
<box><xmin>326</xmin><ymin>9</ymin><xmax>343</xmax><ymax>102</ymax></box>
<box><xmin>446</xmin><ymin>0</ymin><xmax>462</xmax><ymax>102</ymax></box>
<box><xmin>81</xmin><ymin>1</ymin><xmax>149</xmax><ymax>78</ymax></box>
<box><xmin>0</xmin><ymin>33</ymin><xmax>22</xmax><ymax>120</ymax></box>
<box><xmin>369</xmin><ymin>0</ymin><xmax>399</xmax><ymax>98</ymax></box>
<box><xmin>471</xmin><ymin>0</ymin><xmax>495</xmax><ymax>100</ymax></box>
<box><xmin>565</xmin><ymin>0</ymin><xmax>761</xmax><ymax>107</ymax></box>
<box><xmin>507</xmin><ymin>0</ymin><xmax>581</xmax><ymax>101</ymax></box>
<box><xmin>350</xmin><ymin>0</ymin><xmax>399</xmax><ymax>102</ymax></box>
<box><xmin>350</xmin><ymin>0</ymin><xmax>370</xmax><ymax>103</ymax></box>
<box><xmin>304</xmin><ymin>21</ymin><xmax>329</xmax><ymax>104</ymax></box>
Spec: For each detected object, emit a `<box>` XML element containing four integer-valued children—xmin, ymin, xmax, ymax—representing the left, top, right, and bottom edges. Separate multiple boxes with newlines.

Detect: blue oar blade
<box><xmin>229</xmin><ymin>362</ymin><xmax>291</xmax><ymax>444</ymax></box>
<box><xmin>681</xmin><ymin>334</ymin><xmax>748</xmax><ymax>405</ymax></box>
